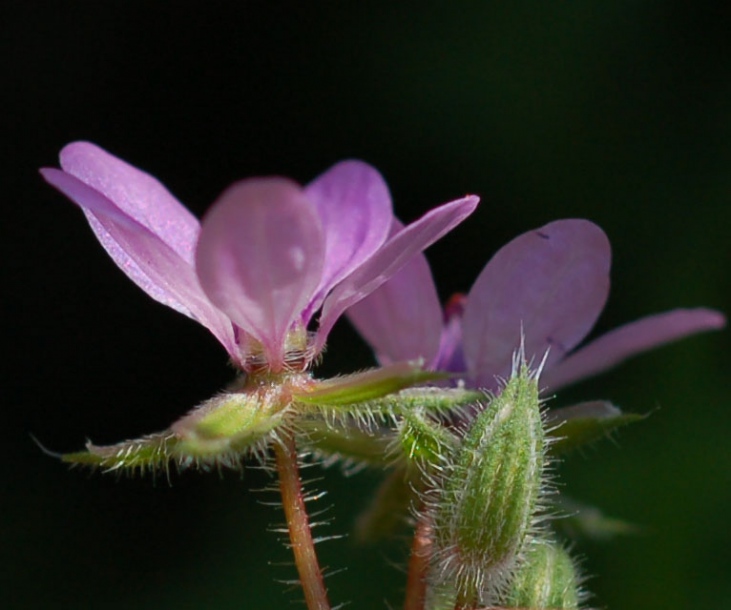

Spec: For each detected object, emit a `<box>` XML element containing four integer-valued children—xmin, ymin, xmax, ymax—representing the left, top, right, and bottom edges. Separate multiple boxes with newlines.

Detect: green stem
<box><xmin>274</xmin><ymin>429</ymin><xmax>331</xmax><ymax>610</ymax></box>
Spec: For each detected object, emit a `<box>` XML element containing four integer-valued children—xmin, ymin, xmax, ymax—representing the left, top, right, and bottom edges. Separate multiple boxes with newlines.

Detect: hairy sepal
<box><xmin>301</xmin><ymin>385</ymin><xmax>481</xmax><ymax>429</ymax></box>
<box><xmin>292</xmin><ymin>361</ymin><xmax>447</xmax><ymax>406</ymax></box>
<box><xmin>398</xmin><ymin>408</ymin><xmax>459</xmax><ymax>465</ymax></box>
<box><xmin>62</xmin><ymin>431</ymin><xmax>180</xmax><ymax>475</ymax></box>
<box><xmin>171</xmin><ymin>392</ymin><xmax>283</xmax><ymax>458</ymax></box>
<box><xmin>547</xmin><ymin>400</ymin><xmax>646</xmax><ymax>455</ymax></box>
<box><xmin>500</xmin><ymin>538</ymin><xmax>583</xmax><ymax>609</ymax></box>
<box><xmin>62</xmin><ymin>392</ymin><xmax>284</xmax><ymax>474</ymax></box>
<box><xmin>298</xmin><ymin>419</ymin><xmax>394</xmax><ymax>468</ymax></box>
<box><xmin>297</xmin><ymin>385</ymin><xmax>480</xmax><ymax>473</ymax></box>
<box><xmin>424</xmin><ymin>579</ymin><xmax>458</xmax><ymax>610</ymax></box>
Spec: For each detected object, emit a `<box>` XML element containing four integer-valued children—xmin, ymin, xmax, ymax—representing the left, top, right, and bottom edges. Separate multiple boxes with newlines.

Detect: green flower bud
<box><xmin>431</xmin><ymin>357</ymin><xmax>545</xmax><ymax>605</ymax></box>
<box><xmin>502</xmin><ymin>539</ymin><xmax>583</xmax><ymax>609</ymax></box>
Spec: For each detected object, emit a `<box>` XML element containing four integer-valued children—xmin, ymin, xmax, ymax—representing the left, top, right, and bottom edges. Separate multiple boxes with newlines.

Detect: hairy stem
<box><xmin>274</xmin><ymin>429</ymin><xmax>331</xmax><ymax>610</ymax></box>
<box><xmin>404</xmin><ymin>507</ymin><xmax>432</xmax><ymax>610</ymax></box>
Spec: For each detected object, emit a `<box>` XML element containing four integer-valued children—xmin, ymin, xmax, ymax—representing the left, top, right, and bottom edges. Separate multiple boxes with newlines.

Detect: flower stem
<box><xmin>274</xmin><ymin>429</ymin><xmax>331</xmax><ymax>610</ymax></box>
<box><xmin>404</xmin><ymin>508</ymin><xmax>432</xmax><ymax>610</ymax></box>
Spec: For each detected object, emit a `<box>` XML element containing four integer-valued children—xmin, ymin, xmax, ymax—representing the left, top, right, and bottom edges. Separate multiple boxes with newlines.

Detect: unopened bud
<box><xmin>502</xmin><ymin>539</ymin><xmax>582</xmax><ymax>609</ymax></box>
<box><xmin>431</xmin><ymin>356</ymin><xmax>545</xmax><ymax>605</ymax></box>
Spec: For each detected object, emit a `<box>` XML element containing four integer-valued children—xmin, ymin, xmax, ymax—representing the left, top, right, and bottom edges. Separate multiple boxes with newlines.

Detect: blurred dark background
<box><xmin>4</xmin><ymin>2</ymin><xmax>730</xmax><ymax>608</ymax></box>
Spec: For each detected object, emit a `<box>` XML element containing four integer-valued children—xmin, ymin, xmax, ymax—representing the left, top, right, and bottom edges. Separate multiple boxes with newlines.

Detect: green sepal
<box><xmin>303</xmin><ymin>386</ymin><xmax>483</xmax><ymax>426</ymax></box>
<box><xmin>547</xmin><ymin>400</ymin><xmax>646</xmax><ymax>455</ymax></box>
<box><xmin>298</xmin><ymin>419</ymin><xmax>393</xmax><ymax>467</ymax></box>
<box><xmin>389</xmin><ymin>386</ymin><xmax>483</xmax><ymax>417</ymax></box>
<box><xmin>398</xmin><ymin>409</ymin><xmax>458</xmax><ymax>464</ymax></box>
<box><xmin>425</xmin><ymin>579</ymin><xmax>458</xmax><ymax>610</ymax></box>
<box><xmin>353</xmin><ymin>466</ymin><xmax>417</xmax><ymax>543</ymax></box>
<box><xmin>293</xmin><ymin>361</ymin><xmax>448</xmax><ymax>407</ymax></box>
<box><xmin>552</xmin><ymin>496</ymin><xmax>639</xmax><ymax>540</ymax></box>
<box><xmin>171</xmin><ymin>392</ymin><xmax>283</xmax><ymax>458</ymax></box>
<box><xmin>62</xmin><ymin>431</ymin><xmax>180</xmax><ymax>474</ymax></box>
<box><xmin>501</xmin><ymin>539</ymin><xmax>581</xmax><ymax>609</ymax></box>
<box><xmin>62</xmin><ymin>392</ymin><xmax>285</xmax><ymax>473</ymax></box>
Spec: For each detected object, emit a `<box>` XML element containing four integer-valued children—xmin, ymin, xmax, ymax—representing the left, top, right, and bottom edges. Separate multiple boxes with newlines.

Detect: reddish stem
<box><xmin>404</xmin><ymin>509</ymin><xmax>433</xmax><ymax>610</ymax></box>
<box><xmin>274</xmin><ymin>429</ymin><xmax>331</xmax><ymax>610</ymax></box>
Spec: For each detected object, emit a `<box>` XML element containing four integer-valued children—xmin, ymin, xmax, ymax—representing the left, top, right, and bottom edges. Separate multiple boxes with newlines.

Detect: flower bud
<box><xmin>430</xmin><ymin>357</ymin><xmax>545</xmax><ymax>605</ymax></box>
<box><xmin>502</xmin><ymin>539</ymin><xmax>582</xmax><ymax>609</ymax></box>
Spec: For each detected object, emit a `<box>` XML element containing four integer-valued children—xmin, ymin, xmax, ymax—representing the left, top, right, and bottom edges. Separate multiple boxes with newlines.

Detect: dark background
<box><xmin>5</xmin><ymin>2</ymin><xmax>730</xmax><ymax>609</ymax></box>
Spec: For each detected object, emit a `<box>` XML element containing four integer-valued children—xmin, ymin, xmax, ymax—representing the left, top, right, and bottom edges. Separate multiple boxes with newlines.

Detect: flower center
<box><xmin>242</xmin><ymin>325</ymin><xmax>317</xmax><ymax>375</ymax></box>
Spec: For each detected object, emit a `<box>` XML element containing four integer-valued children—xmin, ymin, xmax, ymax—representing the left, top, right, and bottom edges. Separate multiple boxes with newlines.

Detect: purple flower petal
<box><xmin>40</xmin><ymin>168</ymin><xmax>238</xmax><ymax>356</ymax></box>
<box><xmin>541</xmin><ymin>308</ymin><xmax>727</xmax><ymax>391</ymax></box>
<box><xmin>315</xmin><ymin>195</ymin><xmax>479</xmax><ymax>353</ymax></box>
<box><xmin>346</xmin><ymin>221</ymin><xmax>443</xmax><ymax>364</ymax></box>
<box><xmin>462</xmin><ymin>219</ymin><xmax>611</xmax><ymax>388</ymax></box>
<box><xmin>59</xmin><ymin>142</ymin><xmax>200</xmax><ymax>263</ymax></box>
<box><xmin>303</xmin><ymin>161</ymin><xmax>393</xmax><ymax>319</ymax></box>
<box><xmin>435</xmin><ymin>295</ymin><xmax>467</xmax><ymax>372</ymax></box>
<box><xmin>195</xmin><ymin>178</ymin><xmax>325</xmax><ymax>370</ymax></box>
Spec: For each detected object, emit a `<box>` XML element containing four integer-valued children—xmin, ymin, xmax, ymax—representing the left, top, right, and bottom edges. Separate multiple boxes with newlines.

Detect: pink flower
<box><xmin>41</xmin><ymin>142</ymin><xmax>478</xmax><ymax>372</ymax></box>
<box><xmin>348</xmin><ymin>219</ymin><xmax>725</xmax><ymax>391</ymax></box>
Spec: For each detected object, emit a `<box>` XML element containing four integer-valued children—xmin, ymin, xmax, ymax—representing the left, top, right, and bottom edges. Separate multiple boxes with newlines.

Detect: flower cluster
<box><xmin>42</xmin><ymin>142</ymin><xmax>725</xmax><ymax>610</ymax></box>
<box><xmin>42</xmin><ymin>142</ymin><xmax>477</xmax><ymax>372</ymax></box>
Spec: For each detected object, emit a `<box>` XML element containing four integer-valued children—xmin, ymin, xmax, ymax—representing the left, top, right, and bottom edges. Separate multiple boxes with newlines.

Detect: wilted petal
<box><xmin>41</xmin><ymin>168</ymin><xmax>238</xmax><ymax>355</ymax></box>
<box><xmin>542</xmin><ymin>308</ymin><xmax>726</xmax><ymax>391</ymax></box>
<box><xmin>303</xmin><ymin>160</ymin><xmax>393</xmax><ymax>318</ymax></box>
<box><xmin>463</xmin><ymin>219</ymin><xmax>611</xmax><ymax>388</ymax></box>
<box><xmin>59</xmin><ymin>142</ymin><xmax>199</xmax><ymax>263</ymax></box>
<box><xmin>315</xmin><ymin>195</ymin><xmax>479</xmax><ymax>352</ymax></box>
<box><xmin>346</xmin><ymin>221</ymin><xmax>442</xmax><ymax>364</ymax></box>
<box><xmin>196</xmin><ymin>178</ymin><xmax>325</xmax><ymax>369</ymax></box>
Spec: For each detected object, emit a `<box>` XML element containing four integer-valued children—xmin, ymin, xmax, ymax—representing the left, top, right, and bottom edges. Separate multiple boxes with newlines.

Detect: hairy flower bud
<box><xmin>430</xmin><ymin>355</ymin><xmax>545</xmax><ymax>605</ymax></box>
<box><xmin>502</xmin><ymin>539</ymin><xmax>583</xmax><ymax>609</ymax></box>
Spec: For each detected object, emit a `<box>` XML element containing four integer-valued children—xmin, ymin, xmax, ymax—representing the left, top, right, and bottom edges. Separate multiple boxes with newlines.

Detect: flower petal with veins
<box><xmin>542</xmin><ymin>308</ymin><xmax>727</xmax><ymax>390</ymax></box>
<box><xmin>304</xmin><ymin>160</ymin><xmax>393</xmax><ymax>319</ymax></box>
<box><xmin>59</xmin><ymin>141</ymin><xmax>200</xmax><ymax>262</ymax></box>
<box><xmin>316</xmin><ymin>195</ymin><xmax>479</xmax><ymax>352</ymax></box>
<box><xmin>346</xmin><ymin>222</ymin><xmax>443</xmax><ymax>365</ymax></box>
<box><xmin>40</xmin><ymin>168</ymin><xmax>238</xmax><ymax>356</ymax></box>
<box><xmin>463</xmin><ymin>219</ymin><xmax>611</xmax><ymax>388</ymax></box>
<box><xmin>196</xmin><ymin>178</ymin><xmax>325</xmax><ymax>370</ymax></box>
